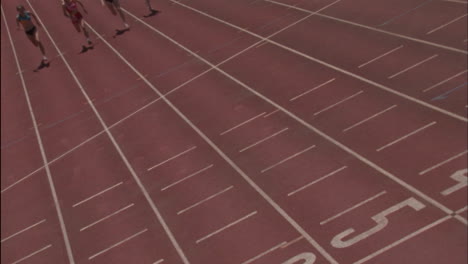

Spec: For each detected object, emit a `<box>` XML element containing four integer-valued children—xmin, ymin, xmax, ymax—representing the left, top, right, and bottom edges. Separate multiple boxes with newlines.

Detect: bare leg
<box><xmin>105</xmin><ymin>2</ymin><xmax>117</xmax><ymax>15</ymax></box>
<box><xmin>113</xmin><ymin>1</ymin><xmax>129</xmax><ymax>27</ymax></box>
<box><xmin>34</xmin><ymin>32</ymin><xmax>46</xmax><ymax>57</ymax></box>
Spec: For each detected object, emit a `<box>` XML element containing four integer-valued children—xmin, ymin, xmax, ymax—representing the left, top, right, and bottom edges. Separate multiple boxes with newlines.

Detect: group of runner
<box><xmin>15</xmin><ymin>0</ymin><xmax>157</xmax><ymax>67</ymax></box>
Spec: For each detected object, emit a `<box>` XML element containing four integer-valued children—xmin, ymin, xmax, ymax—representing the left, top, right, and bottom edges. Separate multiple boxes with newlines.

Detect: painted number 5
<box><xmin>282</xmin><ymin>252</ymin><xmax>316</xmax><ymax>264</ymax></box>
<box><xmin>331</xmin><ymin>197</ymin><xmax>425</xmax><ymax>248</ymax></box>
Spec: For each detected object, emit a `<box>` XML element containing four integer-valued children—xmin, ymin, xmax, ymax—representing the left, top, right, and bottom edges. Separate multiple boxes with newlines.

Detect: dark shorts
<box><xmin>105</xmin><ymin>0</ymin><xmax>114</xmax><ymax>2</ymax></box>
<box><xmin>25</xmin><ymin>26</ymin><xmax>37</xmax><ymax>36</ymax></box>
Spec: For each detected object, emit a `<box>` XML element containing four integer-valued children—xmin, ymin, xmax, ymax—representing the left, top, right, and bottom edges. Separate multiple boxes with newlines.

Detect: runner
<box><xmin>101</xmin><ymin>0</ymin><xmax>129</xmax><ymax>29</ymax></box>
<box><xmin>16</xmin><ymin>5</ymin><xmax>49</xmax><ymax>67</ymax></box>
<box><xmin>62</xmin><ymin>0</ymin><xmax>93</xmax><ymax>46</ymax></box>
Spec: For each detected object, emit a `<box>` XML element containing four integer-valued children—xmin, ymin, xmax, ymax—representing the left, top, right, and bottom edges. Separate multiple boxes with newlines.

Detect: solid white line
<box><xmin>3</xmin><ymin>5</ymin><xmax>76</xmax><ymax>263</ymax></box>
<box><xmin>427</xmin><ymin>14</ymin><xmax>468</xmax><ymax>34</ymax></box>
<box><xmin>220</xmin><ymin>112</ymin><xmax>266</xmax><ymax>135</ymax></box>
<box><xmin>454</xmin><ymin>215</ymin><xmax>467</xmax><ymax>225</ymax></box>
<box><xmin>154</xmin><ymin>259</ymin><xmax>164</xmax><ymax>264</ymax></box>
<box><xmin>161</xmin><ymin>164</ymin><xmax>213</xmax><ymax>191</ymax></box>
<box><xmin>442</xmin><ymin>0</ymin><xmax>467</xmax><ymax>3</ymax></box>
<box><xmin>10</xmin><ymin>244</ymin><xmax>52</xmax><ymax>264</ymax></box>
<box><xmin>388</xmin><ymin>54</ymin><xmax>439</xmax><ymax>79</ymax></box>
<box><xmin>264</xmin><ymin>109</ymin><xmax>280</xmax><ymax>117</ymax></box>
<box><xmin>1</xmin><ymin>219</ymin><xmax>46</xmax><ymax>243</ymax></box>
<box><xmin>343</xmin><ymin>105</ymin><xmax>397</xmax><ymax>132</ymax></box>
<box><xmin>80</xmin><ymin>203</ymin><xmax>134</xmax><ymax>232</ymax></box>
<box><xmin>89</xmin><ymin>229</ymin><xmax>148</xmax><ymax>260</ymax></box>
<box><xmin>290</xmin><ymin>78</ymin><xmax>336</xmax><ymax>101</ymax></box>
<box><xmin>376</xmin><ymin>121</ymin><xmax>437</xmax><ymax>152</ymax></box>
<box><xmin>423</xmin><ymin>70</ymin><xmax>468</xmax><ymax>92</ymax></box>
<box><xmin>177</xmin><ymin>186</ymin><xmax>234</xmax><ymax>215</ymax></box>
<box><xmin>239</xmin><ymin>127</ymin><xmax>289</xmax><ymax>152</ymax></box>
<box><xmin>196</xmin><ymin>211</ymin><xmax>257</xmax><ymax>244</ymax></box>
<box><xmin>147</xmin><ymin>146</ymin><xmax>197</xmax><ymax>171</ymax></box>
<box><xmin>241</xmin><ymin>241</ymin><xmax>287</xmax><ymax>264</ymax></box>
<box><xmin>354</xmin><ymin>216</ymin><xmax>451</xmax><ymax>264</ymax></box>
<box><xmin>281</xmin><ymin>236</ymin><xmax>304</xmax><ymax>248</ymax></box>
<box><xmin>73</xmin><ymin>182</ymin><xmax>123</xmax><ymax>207</ymax></box>
<box><xmin>358</xmin><ymin>45</ymin><xmax>404</xmax><ymax>68</ymax></box>
<box><xmin>314</xmin><ymin>90</ymin><xmax>364</xmax><ymax>115</ymax></box>
<box><xmin>419</xmin><ymin>150</ymin><xmax>468</xmax><ymax>175</ymax></box>
<box><xmin>261</xmin><ymin>145</ymin><xmax>316</xmax><ymax>173</ymax></box>
<box><xmin>288</xmin><ymin>166</ymin><xmax>347</xmax><ymax>196</ymax></box>
<box><xmin>456</xmin><ymin>206</ymin><xmax>468</xmax><ymax>214</ymax></box>
<box><xmin>320</xmin><ymin>191</ymin><xmax>387</xmax><ymax>225</ymax></box>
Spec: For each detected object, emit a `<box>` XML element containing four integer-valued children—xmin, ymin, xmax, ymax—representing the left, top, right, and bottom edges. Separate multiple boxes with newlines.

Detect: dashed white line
<box><xmin>261</xmin><ymin>145</ymin><xmax>316</xmax><ymax>173</ymax></box>
<box><xmin>456</xmin><ymin>206</ymin><xmax>468</xmax><ymax>214</ymax></box>
<box><xmin>196</xmin><ymin>211</ymin><xmax>257</xmax><ymax>244</ymax></box>
<box><xmin>264</xmin><ymin>109</ymin><xmax>280</xmax><ymax>118</ymax></box>
<box><xmin>161</xmin><ymin>164</ymin><xmax>214</xmax><ymax>191</ymax></box>
<box><xmin>376</xmin><ymin>121</ymin><xmax>437</xmax><ymax>152</ymax></box>
<box><xmin>220</xmin><ymin>112</ymin><xmax>266</xmax><ymax>135</ymax></box>
<box><xmin>290</xmin><ymin>78</ymin><xmax>336</xmax><ymax>101</ymax></box>
<box><xmin>89</xmin><ymin>228</ymin><xmax>148</xmax><ymax>260</ymax></box>
<box><xmin>241</xmin><ymin>241</ymin><xmax>287</xmax><ymax>264</ymax></box>
<box><xmin>388</xmin><ymin>54</ymin><xmax>439</xmax><ymax>79</ymax></box>
<box><xmin>281</xmin><ymin>236</ymin><xmax>304</xmax><ymax>248</ymax></box>
<box><xmin>443</xmin><ymin>0</ymin><xmax>467</xmax><ymax>3</ymax></box>
<box><xmin>423</xmin><ymin>70</ymin><xmax>468</xmax><ymax>92</ymax></box>
<box><xmin>80</xmin><ymin>203</ymin><xmax>134</xmax><ymax>232</ymax></box>
<box><xmin>454</xmin><ymin>215</ymin><xmax>467</xmax><ymax>225</ymax></box>
<box><xmin>177</xmin><ymin>186</ymin><xmax>234</xmax><ymax>215</ymax></box>
<box><xmin>419</xmin><ymin>150</ymin><xmax>468</xmax><ymax>175</ymax></box>
<box><xmin>314</xmin><ymin>90</ymin><xmax>364</xmax><ymax>116</ymax></box>
<box><xmin>10</xmin><ymin>244</ymin><xmax>52</xmax><ymax>264</ymax></box>
<box><xmin>426</xmin><ymin>14</ymin><xmax>468</xmax><ymax>34</ymax></box>
<box><xmin>288</xmin><ymin>166</ymin><xmax>347</xmax><ymax>196</ymax></box>
<box><xmin>239</xmin><ymin>127</ymin><xmax>289</xmax><ymax>152</ymax></box>
<box><xmin>358</xmin><ymin>45</ymin><xmax>404</xmax><ymax>68</ymax></box>
<box><xmin>73</xmin><ymin>182</ymin><xmax>123</xmax><ymax>207</ymax></box>
<box><xmin>154</xmin><ymin>259</ymin><xmax>165</xmax><ymax>264</ymax></box>
<box><xmin>343</xmin><ymin>105</ymin><xmax>397</xmax><ymax>132</ymax></box>
<box><xmin>1</xmin><ymin>219</ymin><xmax>46</xmax><ymax>243</ymax></box>
<box><xmin>147</xmin><ymin>146</ymin><xmax>197</xmax><ymax>171</ymax></box>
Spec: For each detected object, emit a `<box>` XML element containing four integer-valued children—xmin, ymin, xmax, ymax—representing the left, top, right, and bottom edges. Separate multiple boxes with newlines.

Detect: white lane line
<box><xmin>239</xmin><ymin>127</ymin><xmax>289</xmax><ymax>152</ymax></box>
<box><xmin>261</xmin><ymin>145</ymin><xmax>316</xmax><ymax>173</ymax></box>
<box><xmin>376</xmin><ymin>121</ymin><xmax>437</xmax><ymax>152</ymax></box>
<box><xmin>161</xmin><ymin>164</ymin><xmax>213</xmax><ymax>191</ymax></box>
<box><xmin>263</xmin><ymin>0</ymin><xmax>467</xmax><ymax>54</ymax></box>
<box><xmin>290</xmin><ymin>78</ymin><xmax>336</xmax><ymax>101</ymax></box>
<box><xmin>177</xmin><ymin>186</ymin><xmax>234</xmax><ymax>215</ymax></box>
<box><xmin>314</xmin><ymin>90</ymin><xmax>364</xmax><ymax>115</ymax></box>
<box><xmin>80</xmin><ymin>203</ymin><xmax>134</xmax><ymax>232</ymax></box>
<box><xmin>427</xmin><ymin>14</ymin><xmax>468</xmax><ymax>34</ymax></box>
<box><xmin>73</xmin><ymin>182</ymin><xmax>123</xmax><ymax>207</ymax></box>
<box><xmin>456</xmin><ymin>206</ymin><xmax>468</xmax><ymax>214</ymax></box>
<box><xmin>320</xmin><ymin>191</ymin><xmax>387</xmax><ymax>225</ymax></box>
<box><xmin>454</xmin><ymin>215</ymin><xmax>467</xmax><ymax>225</ymax></box>
<box><xmin>147</xmin><ymin>146</ymin><xmax>197</xmax><ymax>171</ymax></box>
<box><xmin>419</xmin><ymin>150</ymin><xmax>468</xmax><ymax>175</ymax></box>
<box><xmin>354</xmin><ymin>216</ymin><xmax>451</xmax><ymax>264</ymax></box>
<box><xmin>10</xmin><ymin>244</ymin><xmax>52</xmax><ymax>264</ymax></box>
<box><xmin>1</xmin><ymin>219</ymin><xmax>46</xmax><ymax>243</ymax></box>
<box><xmin>220</xmin><ymin>112</ymin><xmax>266</xmax><ymax>135</ymax></box>
<box><xmin>281</xmin><ymin>236</ymin><xmax>304</xmax><ymax>248</ymax></box>
<box><xmin>89</xmin><ymin>228</ymin><xmax>148</xmax><ymax>260</ymax></box>
<box><xmin>358</xmin><ymin>45</ymin><xmax>404</xmax><ymax>68</ymax></box>
<box><xmin>3</xmin><ymin>5</ymin><xmax>75</xmax><ymax>263</ymax></box>
<box><xmin>388</xmin><ymin>54</ymin><xmax>439</xmax><ymax>79</ymax></box>
<box><xmin>154</xmin><ymin>259</ymin><xmax>164</xmax><ymax>264</ymax></box>
<box><xmin>443</xmin><ymin>0</ymin><xmax>467</xmax><ymax>3</ymax></box>
<box><xmin>264</xmin><ymin>109</ymin><xmax>280</xmax><ymax>118</ymax></box>
<box><xmin>343</xmin><ymin>105</ymin><xmax>397</xmax><ymax>132</ymax></box>
<box><xmin>288</xmin><ymin>166</ymin><xmax>347</xmax><ymax>196</ymax></box>
<box><xmin>241</xmin><ymin>241</ymin><xmax>287</xmax><ymax>264</ymax></box>
<box><xmin>196</xmin><ymin>211</ymin><xmax>257</xmax><ymax>244</ymax></box>
<box><xmin>423</xmin><ymin>70</ymin><xmax>468</xmax><ymax>92</ymax></box>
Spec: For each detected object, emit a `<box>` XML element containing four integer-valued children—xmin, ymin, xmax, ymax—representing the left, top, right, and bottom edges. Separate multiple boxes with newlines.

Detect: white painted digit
<box><xmin>441</xmin><ymin>169</ymin><xmax>467</xmax><ymax>196</ymax></box>
<box><xmin>282</xmin><ymin>252</ymin><xmax>316</xmax><ymax>264</ymax></box>
<box><xmin>331</xmin><ymin>197</ymin><xmax>425</xmax><ymax>248</ymax></box>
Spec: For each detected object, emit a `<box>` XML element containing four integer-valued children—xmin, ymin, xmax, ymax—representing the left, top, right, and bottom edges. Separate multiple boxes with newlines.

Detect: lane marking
<box><xmin>281</xmin><ymin>236</ymin><xmax>304</xmax><ymax>248</ymax></box>
<box><xmin>443</xmin><ymin>0</ymin><xmax>468</xmax><ymax>3</ymax></box>
<box><xmin>343</xmin><ymin>105</ymin><xmax>397</xmax><ymax>132</ymax></box>
<box><xmin>264</xmin><ymin>109</ymin><xmax>280</xmax><ymax>118</ymax></box>
<box><xmin>177</xmin><ymin>186</ymin><xmax>234</xmax><ymax>215</ymax></box>
<box><xmin>147</xmin><ymin>146</ymin><xmax>197</xmax><ymax>171</ymax></box>
<box><xmin>73</xmin><ymin>182</ymin><xmax>123</xmax><ymax>207</ymax></box>
<box><xmin>314</xmin><ymin>90</ymin><xmax>364</xmax><ymax>116</ymax></box>
<box><xmin>261</xmin><ymin>145</ymin><xmax>316</xmax><ymax>173</ymax></box>
<box><xmin>423</xmin><ymin>69</ymin><xmax>468</xmax><ymax>92</ymax></box>
<box><xmin>288</xmin><ymin>166</ymin><xmax>347</xmax><ymax>196</ymax></box>
<box><xmin>388</xmin><ymin>54</ymin><xmax>439</xmax><ymax>79</ymax></box>
<box><xmin>161</xmin><ymin>164</ymin><xmax>213</xmax><ymax>191</ymax></box>
<box><xmin>3</xmin><ymin>4</ymin><xmax>76</xmax><ymax>263</ymax></box>
<box><xmin>419</xmin><ymin>150</ymin><xmax>468</xmax><ymax>175</ymax></box>
<box><xmin>354</xmin><ymin>216</ymin><xmax>451</xmax><ymax>264</ymax></box>
<box><xmin>10</xmin><ymin>244</ymin><xmax>52</xmax><ymax>264</ymax></box>
<box><xmin>80</xmin><ymin>203</ymin><xmax>134</xmax><ymax>232</ymax></box>
<box><xmin>289</xmin><ymin>78</ymin><xmax>336</xmax><ymax>101</ymax></box>
<box><xmin>241</xmin><ymin>241</ymin><xmax>287</xmax><ymax>264</ymax></box>
<box><xmin>154</xmin><ymin>259</ymin><xmax>164</xmax><ymax>264</ymax></box>
<box><xmin>426</xmin><ymin>14</ymin><xmax>468</xmax><ymax>35</ymax></box>
<box><xmin>220</xmin><ymin>112</ymin><xmax>266</xmax><ymax>135</ymax></box>
<box><xmin>377</xmin><ymin>1</ymin><xmax>433</xmax><ymax>27</ymax></box>
<box><xmin>239</xmin><ymin>127</ymin><xmax>289</xmax><ymax>152</ymax></box>
<box><xmin>454</xmin><ymin>215</ymin><xmax>467</xmax><ymax>225</ymax></box>
<box><xmin>196</xmin><ymin>211</ymin><xmax>257</xmax><ymax>244</ymax></box>
<box><xmin>1</xmin><ymin>219</ymin><xmax>46</xmax><ymax>243</ymax></box>
<box><xmin>89</xmin><ymin>228</ymin><xmax>148</xmax><ymax>260</ymax></box>
<box><xmin>358</xmin><ymin>45</ymin><xmax>404</xmax><ymax>68</ymax></box>
<box><xmin>320</xmin><ymin>191</ymin><xmax>387</xmax><ymax>225</ymax></box>
<box><xmin>456</xmin><ymin>206</ymin><xmax>468</xmax><ymax>214</ymax></box>
<box><xmin>376</xmin><ymin>121</ymin><xmax>437</xmax><ymax>152</ymax></box>
<box><xmin>431</xmin><ymin>82</ymin><xmax>467</xmax><ymax>101</ymax></box>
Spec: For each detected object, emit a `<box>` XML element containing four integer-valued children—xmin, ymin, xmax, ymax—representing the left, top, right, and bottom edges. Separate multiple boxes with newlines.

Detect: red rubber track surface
<box><xmin>1</xmin><ymin>0</ymin><xmax>467</xmax><ymax>263</ymax></box>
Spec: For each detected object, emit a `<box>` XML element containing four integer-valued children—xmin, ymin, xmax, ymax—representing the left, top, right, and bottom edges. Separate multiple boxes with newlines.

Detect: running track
<box><xmin>1</xmin><ymin>0</ymin><xmax>467</xmax><ymax>263</ymax></box>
